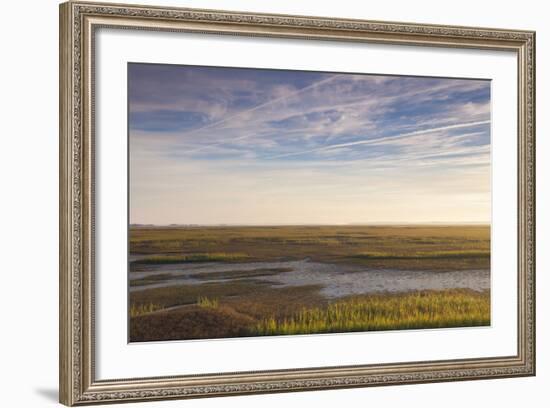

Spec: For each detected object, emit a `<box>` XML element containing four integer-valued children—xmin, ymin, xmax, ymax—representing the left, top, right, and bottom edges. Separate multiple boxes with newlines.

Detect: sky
<box><xmin>128</xmin><ymin>63</ymin><xmax>491</xmax><ymax>225</ymax></box>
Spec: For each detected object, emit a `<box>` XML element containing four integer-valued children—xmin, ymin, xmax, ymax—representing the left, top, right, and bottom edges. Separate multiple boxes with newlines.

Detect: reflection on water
<box><xmin>129</xmin><ymin>258</ymin><xmax>490</xmax><ymax>298</ymax></box>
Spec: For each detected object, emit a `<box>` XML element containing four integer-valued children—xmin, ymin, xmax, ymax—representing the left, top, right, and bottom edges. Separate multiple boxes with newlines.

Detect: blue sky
<box><xmin>129</xmin><ymin>63</ymin><xmax>491</xmax><ymax>225</ymax></box>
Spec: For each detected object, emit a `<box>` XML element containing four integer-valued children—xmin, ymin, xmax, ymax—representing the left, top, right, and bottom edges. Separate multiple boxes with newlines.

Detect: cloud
<box><xmin>266</xmin><ymin>120</ymin><xmax>490</xmax><ymax>159</ymax></box>
<box><xmin>128</xmin><ymin>64</ymin><xmax>491</xmax><ymax>224</ymax></box>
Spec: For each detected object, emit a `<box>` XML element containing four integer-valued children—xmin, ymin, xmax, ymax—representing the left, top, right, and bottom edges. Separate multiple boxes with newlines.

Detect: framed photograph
<box><xmin>59</xmin><ymin>1</ymin><xmax>536</xmax><ymax>405</ymax></box>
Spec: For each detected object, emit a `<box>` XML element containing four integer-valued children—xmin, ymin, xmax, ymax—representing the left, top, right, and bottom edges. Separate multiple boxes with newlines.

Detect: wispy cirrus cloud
<box><xmin>129</xmin><ymin>63</ymin><xmax>491</xmax><ymax>225</ymax></box>
<box><xmin>266</xmin><ymin>120</ymin><xmax>490</xmax><ymax>159</ymax></box>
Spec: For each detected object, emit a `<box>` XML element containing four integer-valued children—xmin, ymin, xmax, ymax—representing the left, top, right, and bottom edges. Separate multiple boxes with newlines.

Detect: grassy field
<box><xmin>129</xmin><ymin>225</ymin><xmax>490</xmax><ymax>342</ymax></box>
<box><xmin>253</xmin><ymin>290</ymin><xmax>490</xmax><ymax>335</ymax></box>
<box><xmin>130</xmin><ymin>286</ymin><xmax>490</xmax><ymax>341</ymax></box>
<box><xmin>130</xmin><ymin>225</ymin><xmax>490</xmax><ymax>270</ymax></box>
<box><xmin>132</xmin><ymin>252</ymin><xmax>250</xmax><ymax>264</ymax></box>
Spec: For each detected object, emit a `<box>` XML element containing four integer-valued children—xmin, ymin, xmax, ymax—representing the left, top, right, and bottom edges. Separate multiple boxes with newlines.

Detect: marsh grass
<box><xmin>132</xmin><ymin>252</ymin><xmax>249</xmax><ymax>265</ymax></box>
<box><xmin>129</xmin><ymin>225</ymin><xmax>490</xmax><ymax>271</ymax></box>
<box><xmin>353</xmin><ymin>249</ymin><xmax>490</xmax><ymax>260</ymax></box>
<box><xmin>253</xmin><ymin>290</ymin><xmax>490</xmax><ymax>335</ymax></box>
<box><xmin>197</xmin><ymin>296</ymin><xmax>219</xmax><ymax>309</ymax></box>
<box><xmin>129</xmin><ymin>302</ymin><xmax>163</xmax><ymax>317</ymax></box>
<box><xmin>130</xmin><ymin>284</ymin><xmax>490</xmax><ymax>341</ymax></box>
<box><xmin>130</xmin><ymin>280</ymin><xmax>279</xmax><ymax>310</ymax></box>
<box><xmin>128</xmin><ymin>225</ymin><xmax>492</xmax><ymax>341</ymax></box>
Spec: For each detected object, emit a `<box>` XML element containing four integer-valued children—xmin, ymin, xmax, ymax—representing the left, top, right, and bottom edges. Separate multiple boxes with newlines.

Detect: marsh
<box><xmin>129</xmin><ymin>225</ymin><xmax>490</xmax><ymax>342</ymax></box>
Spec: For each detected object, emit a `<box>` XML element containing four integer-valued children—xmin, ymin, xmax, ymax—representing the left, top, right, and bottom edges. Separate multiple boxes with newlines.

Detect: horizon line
<box><xmin>129</xmin><ymin>221</ymin><xmax>491</xmax><ymax>227</ymax></box>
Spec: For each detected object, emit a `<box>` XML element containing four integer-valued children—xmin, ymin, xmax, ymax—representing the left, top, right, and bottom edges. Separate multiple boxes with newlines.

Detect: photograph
<box><xmin>56</xmin><ymin>1</ymin><xmax>536</xmax><ymax>404</ymax></box>
<box><xmin>128</xmin><ymin>63</ymin><xmax>492</xmax><ymax>342</ymax></box>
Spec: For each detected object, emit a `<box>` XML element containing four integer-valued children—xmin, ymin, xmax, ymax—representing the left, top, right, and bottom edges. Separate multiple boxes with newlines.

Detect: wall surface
<box><xmin>0</xmin><ymin>0</ymin><xmax>546</xmax><ymax>407</ymax></box>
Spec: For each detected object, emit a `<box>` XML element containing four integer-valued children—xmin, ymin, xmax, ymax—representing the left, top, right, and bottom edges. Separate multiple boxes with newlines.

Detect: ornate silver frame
<box><xmin>59</xmin><ymin>1</ymin><xmax>536</xmax><ymax>405</ymax></box>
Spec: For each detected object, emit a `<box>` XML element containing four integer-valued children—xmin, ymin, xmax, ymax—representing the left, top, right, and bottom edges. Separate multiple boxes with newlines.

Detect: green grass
<box><xmin>353</xmin><ymin>249</ymin><xmax>490</xmax><ymax>260</ymax></box>
<box><xmin>129</xmin><ymin>302</ymin><xmax>163</xmax><ymax>317</ymax></box>
<box><xmin>131</xmin><ymin>252</ymin><xmax>249</xmax><ymax>265</ymax></box>
<box><xmin>129</xmin><ymin>225</ymin><xmax>490</xmax><ymax>271</ymax></box>
<box><xmin>128</xmin><ymin>225</ymin><xmax>492</xmax><ymax>341</ymax></box>
<box><xmin>129</xmin><ymin>281</ymin><xmax>326</xmax><ymax>341</ymax></box>
<box><xmin>253</xmin><ymin>290</ymin><xmax>490</xmax><ymax>336</ymax></box>
<box><xmin>197</xmin><ymin>296</ymin><xmax>219</xmax><ymax>309</ymax></box>
<box><xmin>130</xmin><ymin>288</ymin><xmax>490</xmax><ymax>341</ymax></box>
